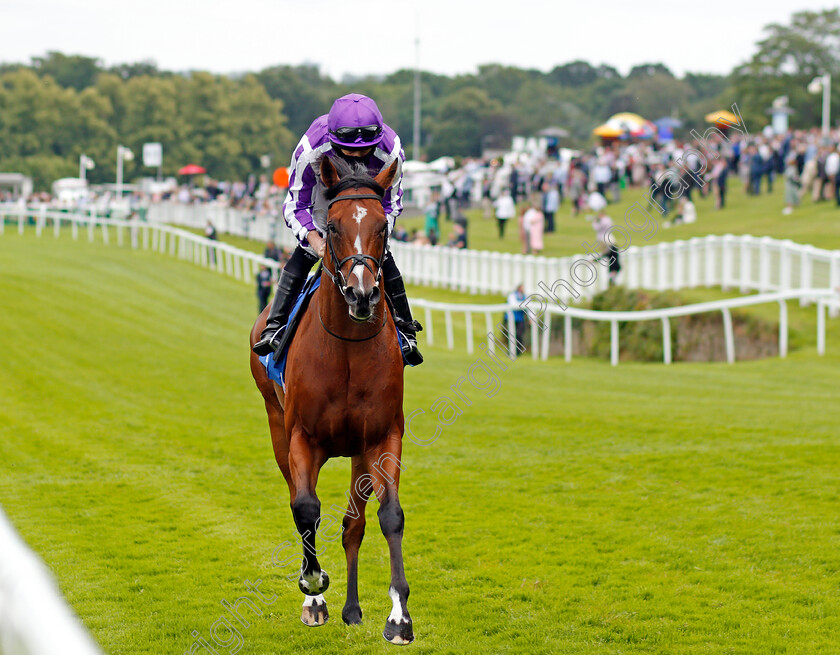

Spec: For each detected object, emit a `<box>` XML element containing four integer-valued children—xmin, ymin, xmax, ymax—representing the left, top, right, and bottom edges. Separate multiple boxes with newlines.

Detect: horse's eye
<box><xmin>327</xmin><ymin>223</ymin><xmax>337</xmax><ymax>234</ymax></box>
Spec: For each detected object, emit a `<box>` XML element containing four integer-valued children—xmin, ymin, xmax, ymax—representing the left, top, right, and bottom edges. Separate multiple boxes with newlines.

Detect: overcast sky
<box><xmin>0</xmin><ymin>0</ymin><xmax>833</xmax><ymax>80</ymax></box>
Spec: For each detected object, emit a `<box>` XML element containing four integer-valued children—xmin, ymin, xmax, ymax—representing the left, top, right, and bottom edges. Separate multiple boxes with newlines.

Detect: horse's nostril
<box><xmin>344</xmin><ymin>287</ymin><xmax>359</xmax><ymax>304</ymax></box>
<box><xmin>344</xmin><ymin>286</ymin><xmax>380</xmax><ymax>314</ymax></box>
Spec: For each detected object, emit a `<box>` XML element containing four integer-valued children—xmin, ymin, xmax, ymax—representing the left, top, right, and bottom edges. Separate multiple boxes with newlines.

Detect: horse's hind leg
<box><xmin>365</xmin><ymin>436</ymin><xmax>414</xmax><ymax>645</ymax></box>
<box><xmin>341</xmin><ymin>456</ymin><xmax>369</xmax><ymax>625</ymax></box>
<box><xmin>288</xmin><ymin>427</ymin><xmax>330</xmax><ymax>626</ymax></box>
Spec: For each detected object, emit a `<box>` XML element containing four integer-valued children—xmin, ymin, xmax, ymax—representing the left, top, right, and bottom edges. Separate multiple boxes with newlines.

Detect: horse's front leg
<box><xmin>342</xmin><ymin>456</ymin><xmax>369</xmax><ymax>625</ymax></box>
<box><xmin>288</xmin><ymin>427</ymin><xmax>330</xmax><ymax>626</ymax></box>
<box><xmin>365</xmin><ymin>436</ymin><xmax>414</xmax><ymax>644</ymax></box>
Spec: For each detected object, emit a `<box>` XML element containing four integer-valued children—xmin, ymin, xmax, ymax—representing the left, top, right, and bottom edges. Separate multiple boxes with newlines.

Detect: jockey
<box><xmin>252</xmin><ymin>93</ymin><xmax>423</xmax><ymax>365</ymax></box>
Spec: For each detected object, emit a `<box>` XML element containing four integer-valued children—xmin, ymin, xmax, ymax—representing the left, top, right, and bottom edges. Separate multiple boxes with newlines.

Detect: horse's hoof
<box><xmin>298</xmin><ymin>569</ymin><xmax>330</xmax><ymax>595</ymax></box>
<box><xmin>342</xmin><ymin>604</ymin><xmax>363</xmax><ymax>625</ymax></box>
<box><xmin>383</xmin><ymin>619</ymin><xmax>414</xmax><ymax>645</ymax></box>
<box><xmin>301</xmin><ymin>594</ymin><xmax>328</xmax><ymax>627</ymax></box>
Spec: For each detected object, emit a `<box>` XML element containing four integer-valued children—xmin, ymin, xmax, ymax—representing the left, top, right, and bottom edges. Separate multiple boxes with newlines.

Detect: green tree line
<box><xmin>0</xmin><ymin>9</ymin><xmax>836</xmax><ymax>190</ymax></box>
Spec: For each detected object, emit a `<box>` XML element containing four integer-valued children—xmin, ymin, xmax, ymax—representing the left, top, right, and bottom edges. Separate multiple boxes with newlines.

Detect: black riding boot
<box><xmin>253</xmin><ymin>269</ymin><xmax>308</xmax><ymax>356</ymax></box>
<box><xmin>384</xmin><ymin>274</ymin><xmax>423</xmax><ymax>366</ymax></box>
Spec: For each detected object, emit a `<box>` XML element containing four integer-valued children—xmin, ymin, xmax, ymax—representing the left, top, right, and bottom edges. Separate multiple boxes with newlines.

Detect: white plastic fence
<box><xmin>0</xmin><ymin>508</ymin><xmax>103</xmax><ymax>655</ymax></box>
<box><xmin>542</xmin><ymin>288</ymin><xmax>836</xmax><ymax>366</ymax></box>
<box><xmin>141</xmin><ymin>201</ymin><xmax>840</xmax><ymax>313</ymax></box>
<box><xmin>412</xmin><ymin>288</ymin><xmax>836</xmax><ymax>366</ymax></box>
<box><xmin>146</xmin><ymin>201</ymin><xmax>293</xmax><ymax>247</ymax></box>
<box><xmin>1</xmin><ymin>205</ymin><xmax>284</xmax><ymax>280</ymax></box>
<box><xmin>394</xmin><ymin>234</ymin><xmax>840</xmax><ymax>313</ymax></box>
<box><xmin>2</xmin><ymin>206</ymin><xmax>837</xmax><ymax>366</ymax></box>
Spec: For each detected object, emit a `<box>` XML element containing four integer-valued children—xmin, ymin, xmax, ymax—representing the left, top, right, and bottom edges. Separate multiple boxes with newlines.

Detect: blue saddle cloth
<box><xmin>258</xmin><ymin>277</ymin><xmax>414</xmax><ymax>391</ymax></box>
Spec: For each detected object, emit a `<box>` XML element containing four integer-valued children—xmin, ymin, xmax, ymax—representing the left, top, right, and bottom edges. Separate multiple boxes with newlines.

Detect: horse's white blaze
<box><xmin>352</xmin><ymin>205</ymin><xmax>367</xmax><ymax>225</ymax></box>
<box><xmin>387</xmin><ymin>586</ymin><xmax>407</xmax><ymax>624</ymax></box>
<box><xmin>350</xmin><ymin>215</ymin><xmax>366</xmax><ymax>292</ymax></box>
<box><xmin>303</xmin><ymin>594</ymin><xmax>325</xmax><ymax>607</ymax></box>
<box><xmin>351</xmin><ymin>263</ymin><xmax>367</xmax><ymax>292</ymax></box>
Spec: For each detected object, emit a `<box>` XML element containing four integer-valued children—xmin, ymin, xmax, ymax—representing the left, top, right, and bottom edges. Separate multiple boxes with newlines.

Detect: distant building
<box><xmin>401</xmin><ymin>161</ymin><xmax>445</xmax><ymax>209</ymax></box>
<box><xmin>0</xmin><ymin>173</ymin><xmax>33</xmax><ymax>200</ymax></box>
<box><xmin>52</xmin><ymin>178</ymin><xmax>89</xmax><ymax>206</ymax></box>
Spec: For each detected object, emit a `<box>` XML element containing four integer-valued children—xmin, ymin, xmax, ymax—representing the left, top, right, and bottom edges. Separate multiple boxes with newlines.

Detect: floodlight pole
<box><xmin>116</xmin><ymin>145</ymin><xmax>133</xmax><ymax>198</ymax></box>
<box><xmin>116</xmin><ymin>146</ymin><xmax>125</xmax><ymax>198</ymax></box>
<box><xmin>811</xmin><ymin>74</ymin><xmax>832</xmax><ymax>137</ymax></box>
<box><xmin>413</xmin><ymin>36</ymin><xmax>421</xmax><ymax>160</ymax></box>
<box><xmin>80</xmin><ymin>155</ymin><xmax>95</xmax><ymax>183</ymax></box>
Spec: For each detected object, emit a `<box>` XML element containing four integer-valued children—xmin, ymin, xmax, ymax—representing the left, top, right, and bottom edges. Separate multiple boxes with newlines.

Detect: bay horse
<box><xmin>249</xmin><ymin>156</ymin><xmax>413</xmax><ymax>644</ymax></box>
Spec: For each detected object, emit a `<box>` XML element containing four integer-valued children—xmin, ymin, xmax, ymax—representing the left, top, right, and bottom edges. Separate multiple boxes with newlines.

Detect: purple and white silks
<box><xmin>282</xmin><ymin>115</ymin><xmax>404</xmax><ymax>246</ymax></box>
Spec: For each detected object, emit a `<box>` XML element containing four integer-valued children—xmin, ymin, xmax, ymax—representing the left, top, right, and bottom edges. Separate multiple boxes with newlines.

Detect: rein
<box><xmin>318</xmin><ymin>190</ymin><xmax>389</xmax><ymax>343</ymax></box>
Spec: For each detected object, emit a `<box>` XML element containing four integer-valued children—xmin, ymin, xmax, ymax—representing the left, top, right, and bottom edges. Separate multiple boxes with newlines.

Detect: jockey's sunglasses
<box><xmin>330</xmin><ymin>125</ymin><xmax>382</xmax><ymax>143</ymax></box>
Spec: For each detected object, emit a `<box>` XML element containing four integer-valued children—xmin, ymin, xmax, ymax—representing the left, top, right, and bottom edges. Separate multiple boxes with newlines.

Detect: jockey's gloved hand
<box><xmin>307</xmin><ymin>229</ymin><xmax>326</xmax><ymax>259</ymax></box>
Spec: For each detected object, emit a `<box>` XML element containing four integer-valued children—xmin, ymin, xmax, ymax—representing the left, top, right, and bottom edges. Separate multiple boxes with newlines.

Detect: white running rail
<box><xmin>411</xmin><ymin>288</ymin><xmax>837</xmax><ymax>366</ymax></box>
<box><xmin>0</xmin><ymin>205</ymin><xmax>285</xmax><ymax>280</ymax></box>
<box><xmin>0</xmin><ymin>508</ymin><xmax>103</xmax><ymax>655</ymax></box>
<box><xmin>7</xmin><ymin>203</ymin><xmax>840</xmax><ymax>311</ymax></box>
<box><xmin>139</xmin><ymin>201</ymin><xmax>840</xmax><ymax>310</ymax></box>
<box><xmin>2</xmin><ymin>206</ymin><xmax>838</xmax><ymax>366</ymax></box>
<box><xmin>146</xmin><ymin>201</ymin><xmax>292</xmax><ymax>246</ymax></box>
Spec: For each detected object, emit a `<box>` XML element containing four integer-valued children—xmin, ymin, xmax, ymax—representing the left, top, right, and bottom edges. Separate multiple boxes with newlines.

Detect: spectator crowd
<box><xmin>3</xmin><ymin>126</ymin><xmax>837</xmax><ymax>263</ymax></box>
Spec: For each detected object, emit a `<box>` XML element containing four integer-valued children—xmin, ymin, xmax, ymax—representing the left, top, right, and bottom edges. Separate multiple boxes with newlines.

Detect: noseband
<box><xmin>322</xmin><ymin>192</ymin><xmax>389</xmax><ymax>295</ymax></box>
<box><xmin>317</xmin><ymin>191</ymin><xmax>390</xmax><ymax>342</ymax></box>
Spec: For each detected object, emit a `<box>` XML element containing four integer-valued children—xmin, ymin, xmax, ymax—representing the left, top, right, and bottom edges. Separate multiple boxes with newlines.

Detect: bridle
<box><xmin>318</xmin><ymin>190</ymin><xmax>389</xmax><ymax>342</ymax></box>
<box><xmin>322</xmin><ymin>191</ymin><xmax>389</xmax><ymax>295</ymax></box>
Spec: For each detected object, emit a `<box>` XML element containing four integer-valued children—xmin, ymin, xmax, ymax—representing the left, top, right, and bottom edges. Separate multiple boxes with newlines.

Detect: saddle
<box><xmin>272</xmin><ymin>267</ymin><xmax>322</xmax><ymax>363</ymax></box>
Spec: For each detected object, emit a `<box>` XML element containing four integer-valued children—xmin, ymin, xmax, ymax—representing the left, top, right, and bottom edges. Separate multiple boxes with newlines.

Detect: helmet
<box><xmin>327</xmin><ymin>94</ymin><xmax>384</xmax><ymax>149</ymax></box>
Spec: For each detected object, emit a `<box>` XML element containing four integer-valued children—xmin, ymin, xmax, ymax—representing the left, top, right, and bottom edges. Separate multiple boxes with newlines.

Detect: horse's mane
<box><xmin>322</xmin><ymin>156</ymin><xmax>385</xmax><ymax>201</ymax></box>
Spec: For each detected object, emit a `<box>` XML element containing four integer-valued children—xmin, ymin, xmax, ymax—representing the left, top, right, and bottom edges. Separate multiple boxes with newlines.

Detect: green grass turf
<box><xmin>2</xmin><ymin>229</ymin><xmax>840</xmax><ymax>654</ymax></box>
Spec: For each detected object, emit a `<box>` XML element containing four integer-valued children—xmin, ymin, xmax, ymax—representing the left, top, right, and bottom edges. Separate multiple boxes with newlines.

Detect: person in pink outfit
<box><xmin>521</xmin><ymin>202</ymin><xmax>544</xmax><ymax>255</ymax></box>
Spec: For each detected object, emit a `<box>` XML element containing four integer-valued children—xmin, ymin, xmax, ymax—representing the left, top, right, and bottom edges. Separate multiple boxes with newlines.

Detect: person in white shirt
<box><xmin>825</xmin><ymin>147</ymin><xmax>840</xmax><ymax>204</ymax></box>
<box><xmin>441</xmin><ymin>176</ymin><xmax>455</xmax><ymax>221</ymax></box>
<box><xmin>493</xmin><ymin>187</ymin><xmax>516</xmax><ymax>238</ymax></box>
<box><xmin>592</xmin><ymin>159</ymin><xmax>612</xmax><ymax>197</ymax></box>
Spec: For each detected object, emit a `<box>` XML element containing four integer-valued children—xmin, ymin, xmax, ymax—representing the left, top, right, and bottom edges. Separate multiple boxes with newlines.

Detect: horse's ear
<box><xmin>374</xmin><ymin>159</ymin><xmax>399</xmax><ymax>190</ymax></box>
<box><xmin>320</xmin><ymin>156</ymin><xmax>340</xmax><ymax>188</ymax></box>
